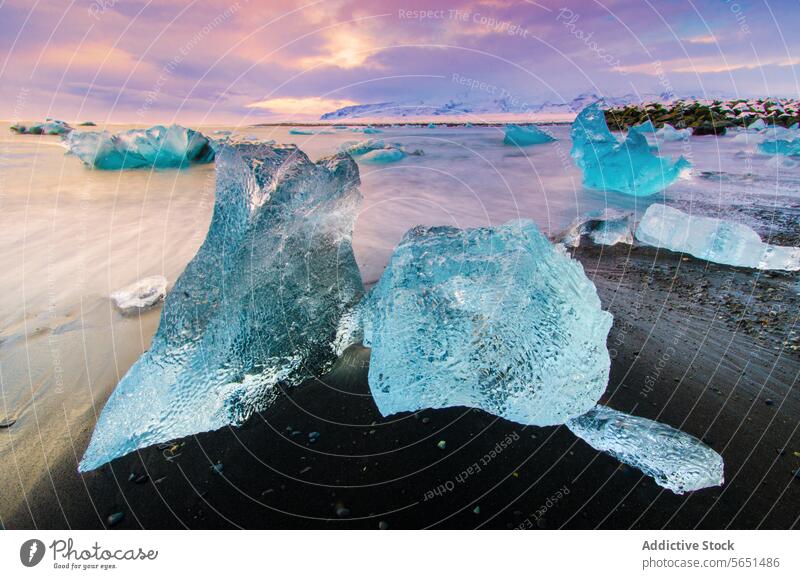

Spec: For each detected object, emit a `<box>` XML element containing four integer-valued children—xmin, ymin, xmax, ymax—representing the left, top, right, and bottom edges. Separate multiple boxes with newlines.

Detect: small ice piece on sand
<box><xmin>64</xmin><ymin>124</ymin><xmax>215</xmax><ymax>169</ymax></box>
<box><xmin>567</xmin><ymin>405</ymin><xmax>724</xmax><ymax>494</ymax></box>
<box><xmin>503</xmin><ymin>124</ymin><xmax>556</xmax><ymax>147</ymax></box>
<box><xmin>570</xmin><ymin>103</ymin><xmax>690</xmax><ymax>197</ymax></box>
<box><xmin>655</xmin><ymin>123</ymin><xmax>691</xmax><ymax>142</ymax></box>
<box><xmin>110</xmin><ymin>276</ymin><xmax>167</xmax><ymax>311</ymax></box>
<box><xmin>561</xmin><ymin>209</ymin><xmax>634</xmax><ymax>248</ymax></box>
<box><xmin>636</xmin><ymin>204</ymin><xmax>800</xmax><ymax>271</ymax></box>
<box><xmin>79</xmin><ymin>143</ymin><xmax>364</xmax><ymax>471</ymax></box>
<box><xmin>361</xmin><ymin>220</ymin><xmax>613</xmax><ymax>426</ymax></box>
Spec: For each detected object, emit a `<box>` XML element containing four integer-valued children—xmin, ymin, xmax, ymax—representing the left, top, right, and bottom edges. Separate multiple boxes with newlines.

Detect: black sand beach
<box><xmin>5</xmin><ymin>241</ymin><xmax>799</xmax><ymax>530</ymax></box>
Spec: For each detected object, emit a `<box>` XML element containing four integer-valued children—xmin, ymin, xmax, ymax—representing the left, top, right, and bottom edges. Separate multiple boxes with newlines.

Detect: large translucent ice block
<box><xmin>567</xmin><ymin>405</ymin><xmax>724</xmax><ymax>494</ymax></box>
<box><xmin>64</xmin><ymin>124</ymin><xmax>215</xmax><ymax>169</ymax></box>
<box><xmin>635</xmin><ymin>204</ymin><xmax>800</xmax><ymax>271</ymax></box>
<box><xmin>361</xmin><ymin>220</ymin><xmax>613</xmax><ymax>426</ymax></box>
<box><xmin>570</xmin><ymin>103</ymin><xmax>690</xmax><ymax>197</ymax></box>
<box><xmin>79</xmin><ymin>143</ymin><xmax>364</xmax><ymax>471</ymax></box>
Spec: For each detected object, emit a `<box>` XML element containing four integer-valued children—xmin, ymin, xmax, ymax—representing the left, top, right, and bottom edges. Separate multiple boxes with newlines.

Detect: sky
<box><xmin>1</xmin><ymin>0</ymin><xmax>798</xmax><ymax>124</ymax></box>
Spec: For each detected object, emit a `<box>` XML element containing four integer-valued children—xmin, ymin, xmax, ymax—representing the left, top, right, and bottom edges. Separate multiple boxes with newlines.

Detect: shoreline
<box><xmin>5</xmin><ymin>241</ymin><xmax>798</xmax><ymax>530</ymax></box>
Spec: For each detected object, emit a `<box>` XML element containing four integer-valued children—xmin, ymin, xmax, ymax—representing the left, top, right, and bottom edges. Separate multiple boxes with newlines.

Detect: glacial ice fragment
<box><xmin>562</xmin><ymin>209</ymin><xmax>634</xmax><ymax>248</ymax></box>
<box><xmin>339</xmin><ymin>139</ymin><xmax>415</xmax><ymax>163</ymax></box>
<box><xmin>361</xmin><ymin>220</ymin><xmax>613</xmax><ymax>426</ymax></box>
<box><xmin>747</xmin><ymin>118</ymin><xmax>767</xmax><ymax>131</ymax></box>
<box><xmin>64</xmin><ymin>124</ymin><xmax>215</xmax><ymax>169</ymax></box>
<box><xmin>571</xmin><ymin>103</ymin><xmax>690</xmax><ymax>197</ymax></box>
<box><xmin>758</xmin><ymin>137</ymin><xmax>800</xmax><ymax>157</ymax></box>
<box><xmin>567</xmin><ymin>405</ymin><xmax>724</xmax><ymax>494</ymax></box>
<box><xmin>656</xmin><ymin>123</ymin><xmax>691</xmax><ymax>142</ymax></box>
<box><xmin>630</xmin><ymin>119</ymin><xmax>656</xmax><ymax>133</ymax></box>
<box><xmin>503</xmin><ymin>124</ymin><xmax>556</xmax><ymax>147</ymax></box>
<box><xmin>359</xmin><ymin>149</ymin><xmax>405</xmax><ymax>163</ymax></box>
<box><xmin>635</xmin><ymin>204</ymin><xmax>800</xmax><ymax>271</ymax></box>
<box><xmin>110</xmin><ymin>276</ymin><xmax>167</xmax><ymax>311</ymax></box>
<box><xmin>289</xmin><ymin>128</ymin><xmax>314</xmax><ymax>135</ymax></box>
<box><xmin>79</xmin><ymin>143</ymin><xmax>364</xmax><ymax>471</ymax></box>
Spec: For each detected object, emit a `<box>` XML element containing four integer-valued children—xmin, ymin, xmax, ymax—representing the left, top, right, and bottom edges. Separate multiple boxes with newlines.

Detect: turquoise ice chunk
<box><xmin>65</xmin><ymin>124</ymin><xmax>215</xmax><ymax>169</ymax></box>
<box><xmin>361</xmin><ymin>220</ymin><xmax>613</xmax><ymax>426</ymax></box>
<box><xmin>503</xmin><ymin>124</ymin><xmax>556</xmax><ymax>147</ymax></box>
<box><xmin>570</xmin><ymin>103</ymin><xmax>690</xmax><ymax>197</ymax></box>
<box><xmin>79</xmin><ymin>143</ymin><xmax>364</xmax><ymax>470</ymax></box>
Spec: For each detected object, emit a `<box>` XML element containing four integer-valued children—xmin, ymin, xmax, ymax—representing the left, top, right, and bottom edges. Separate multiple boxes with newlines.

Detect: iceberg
<box><xmin>561</xmin><ymin>209</ymin><xmax>634</xmax><ymax>248</ymax></box>
<box><xmin>758</xmin><ymin>137</ymin><xmax>800</xmax><ymax>157</ymax></box>
<box><xmin>361</xmin><ymin>220</ymin><xmax>613</xmax><ymax>426</ymax></box>
<box><xmin>360</xmin><ymin>148</ymin><xmax>405</xmax><ymax>163</ymax></box>
<box><xmin>339</xmin><ymin>139</ymin><xmax>389</xmax><ymax>156</ymax></box>
<box><xmin>11</xmin><ymin>119</ymin><xmax>72</xmax><ymax>135</ymax></box>
<box><xmin>110</xmin><ymin>275</ymin><xmax>167</xmax><ymax>312</ymax></box>
<box><xmin>567</xmin><ymin>406</ymin><xmax>724</xmax><ymax>494</ymax></box>
<box><xmin>630</xmin><ymin>119</ymin><xmax>656</xmax><ymax>133</ymax></box>
<box><xmin>747</xmin><ymin>118</ymin><xmax>767</xmax><ymax>131</ymax></box>
<box><xmin>571</xmin><ymin>103</ymin><xmax>690</xmax><ymax>197</ymax></box>
<box><xmin>79</xmin><ymin>143</ymin><xmax>364</xmax><ymax>471</ymax></box>
<box><xmin>656</xmin><ymin>123</ymin><xmax>691</xmax><ymax>142</ymax></box>
<box><xmin>503</xmin><ymin>124</ymin><xmax>556</xmax><ymax>147</ymax></box>
<box><xmin>339</xmin><ymin>139</ymin><xmax>417</xmax><ymax>163</ymax></box>
<box><xmin>635</xmin><ymin>204</ymin><xmax>800</xmax><ymax>271</ymax></box>
<box><xmin>288</xmin><ymin>128</ymin><xmax>314</xmax><ymax>135</ymax></box>
<box><xmin>64</xmin><ymin>124</ymin><xmax>215</xmax><ymax>169</ymax></box>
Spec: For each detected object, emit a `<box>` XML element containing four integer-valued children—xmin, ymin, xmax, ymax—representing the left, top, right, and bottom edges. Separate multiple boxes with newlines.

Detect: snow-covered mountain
<box><xmin>319</xmin><ymin>92</ymin><xmax>678</xmax><ymax>120</ymax></box>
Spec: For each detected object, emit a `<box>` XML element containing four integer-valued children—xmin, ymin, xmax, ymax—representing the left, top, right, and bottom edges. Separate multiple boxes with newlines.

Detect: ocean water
<box><xmin>0</xmin><ymin>121</ymin><xmax>797</xmax><ymax>503</ymax></box>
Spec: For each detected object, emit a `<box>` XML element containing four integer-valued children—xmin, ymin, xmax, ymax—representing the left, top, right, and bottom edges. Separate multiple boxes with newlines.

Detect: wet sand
<box><xmin>3</xmin><ymin>241</ymin><xmax>799</xmax><ymax>530</ymax></box>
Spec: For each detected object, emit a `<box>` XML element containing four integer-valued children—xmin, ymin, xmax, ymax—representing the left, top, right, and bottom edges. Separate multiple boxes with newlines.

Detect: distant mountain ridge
<box><xmin>320</xmin><ymin>91</ymin><xmax>689</xmax><ymax>120</ymax></box>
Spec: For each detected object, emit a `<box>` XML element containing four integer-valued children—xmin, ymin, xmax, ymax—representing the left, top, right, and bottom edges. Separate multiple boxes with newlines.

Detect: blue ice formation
<box><xmin>339</xmin><ymin>139</ymin><xmax>413</xmax><ymax>163</ymax></box>
<box><xmin>361</xmin><ymin>220</ymin><xmax>613</xmax><ymax>426</ymax></box>
<box><xmin>758</xmin><ymin>137</ymin><xmax>800</xmax><ymax>157</ymax></box>
<box><xmin>570</xmin><ymin>103</ymin><xmax>691</xmax><ymax>197</ymax></box>
<box><xmin>562</xmin><ymin>209</ymin><xmax>634</xmax><ymax>248</ymax></box>
<box><xmin>656</xmin><ymin>123</ymin><xmax>691</xmax><ymax>142</ymax></box>
<box><xmin>288</xmin><ymin>128</ymin><xmax>314</xmax><ymax>135</ymax></box>
<box><xmin>635</xmin><ymin>204</ymin><xmax>800</xmax><ymax>271</ymax></box>
<box><xmin>359</xmin><ymin>148</ymin><xmax>406</xmax><ymax>163</ymax></box>
<box><xmin>567</xmin><ymin>405</ymin><xmax>724</xmax><ymax>494</ymax></box>
<box><xmin>352</xmin><ymin>126</ymin><xmax>382</xmax><ymax>134</ymax></box>
<box><xmin>747</xmin><ymin>118</ymin><xmax>767</xmax><ymax>131</ymax></box>
<box><xmin>630</xmin><ymin>119</ymin><xmax>656</xmax><ymax>133</ymax></box>
<box><xmin>427</xmin><ymin>123</ymin><xmax>436</xmax><ymax>129</ymax></box>
<box><xmin>64</xmin><ymin>125</ymin><xmax>215</xmax><ymax>169</ymax></box>
<box><xmin>503</xmin><ymin>124</ymin><xmax>556</xmax><ymax>147</ymax></box>
<box><xmin>11</xmin><ymin>119</ymin><xmax>72</xmax><ymax>135</ymax></box>
<box><xmin>79</xmin><ymin>143</ymin><xmax>364</xmax><ymax>471</ymax></box>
